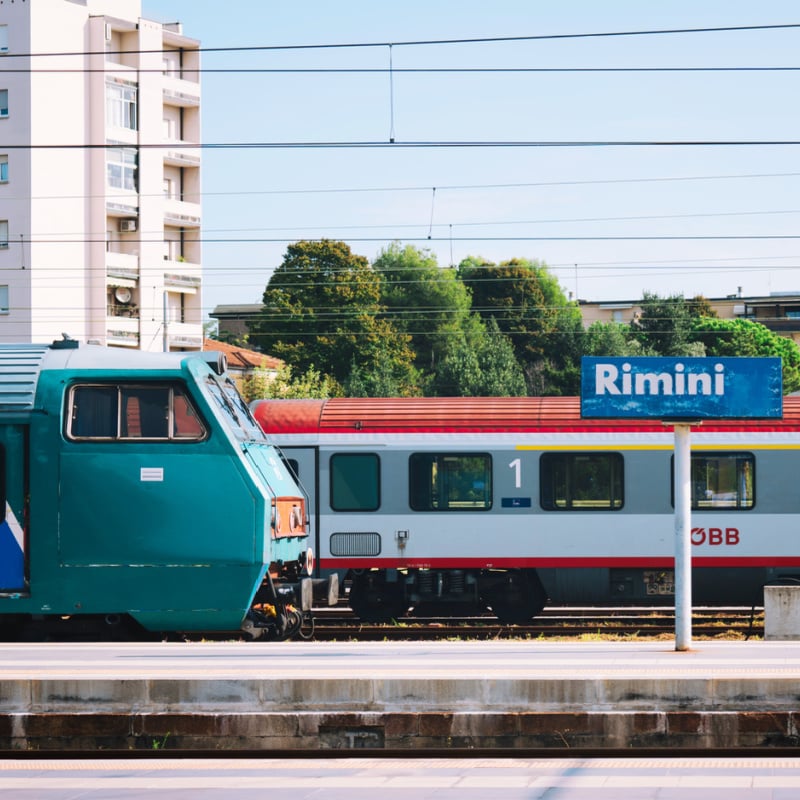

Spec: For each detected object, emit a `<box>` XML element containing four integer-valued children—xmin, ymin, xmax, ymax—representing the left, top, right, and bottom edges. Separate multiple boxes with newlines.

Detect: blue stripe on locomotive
<box><xmin>0</xmin><ymin>511</ymin><xmax>23</xmax><ymax>590</ymax></box>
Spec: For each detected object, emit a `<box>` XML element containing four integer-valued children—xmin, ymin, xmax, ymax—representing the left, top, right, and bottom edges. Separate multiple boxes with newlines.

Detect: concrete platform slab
<box><xmin>0</xmin><ymin>640</ymin><xmax>798</xmax><ymax>752</ymax></box>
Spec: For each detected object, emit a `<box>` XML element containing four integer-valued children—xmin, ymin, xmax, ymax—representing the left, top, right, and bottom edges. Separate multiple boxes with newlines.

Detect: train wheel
<box><xmin>481</xmin><ymin>570</ymin><xmax>548</xmax><ymax>625</ymax></box>
<box><xmin>348</xmin><ymin>572</ymin><xmax>409</xmax><ymax>622</ymax></box>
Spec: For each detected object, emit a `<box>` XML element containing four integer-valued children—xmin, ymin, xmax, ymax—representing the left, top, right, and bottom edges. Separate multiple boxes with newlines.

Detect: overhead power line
<box><xmin>6</xmin><ymin>65</ymin><xmax>800</xmax><ymax>74</ymax></box>
<box><xmin>6</xmin><ymin>140</ymin><xmax>800</xmax><ymax>150</ymax></box>
<box><xmin>14</xmin><ymin>234</ymin><xmax>800</xmax><ymax>245</ymax></box>
<box><xmin>14</xmin><ymin>170</ymin><xmax>800</xmax><ymax>202</ymax></box>
<box><xmin>8</xmin><ymin>22</ymin><xmax>800</xmax><ymax>59</ymax></box>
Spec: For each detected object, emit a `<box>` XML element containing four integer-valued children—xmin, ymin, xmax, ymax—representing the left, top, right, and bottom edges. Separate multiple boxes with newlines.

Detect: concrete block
<box><xmin>765</xmin><ymin>586</ymin><xmax>800</xmax><ymax>640</ymax></box>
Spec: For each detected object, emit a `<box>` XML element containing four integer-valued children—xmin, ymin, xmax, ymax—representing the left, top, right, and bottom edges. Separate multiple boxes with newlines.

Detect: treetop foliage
<box><xmin>240</xmin><ymin>240</ymin><xmax>800</xmax><ymax>398</ymax></box>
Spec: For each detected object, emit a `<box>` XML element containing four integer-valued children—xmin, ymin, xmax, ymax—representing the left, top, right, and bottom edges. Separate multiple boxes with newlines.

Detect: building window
<box><xmin>0</xmin><ymin>90</ymin><xmax>8</xmax><ymax>118</ymax></box>
<box><xmin>0</xmin><ymin>155</ymin><xmax>7</xmax><ymax>183</ymax></box>
<box><xmin>0</xmin><ymin>220</ymin><xmax>8</xmax><ymax>249</ymax></box>
<box><xmin>330</xmin><ymin>453</ymin><xmax>380</xmax><ymax>511</ymax></box>
<box><xmin>106</xmin><ymin>145</ymin><xmax>137</xmax><ymax>191</ymax></box>
<box><xmin>0</xmin><ymin>286</ymin><xmax>8</xmax><ymax>314</ymax></box>
<box><xmin>106</xmin><ymin>82</ymin><xmax>137</xmax><ymax>130</ymax></box>
<box><xmin>540</xmin><ymin>452</ymin><xmax>624</xmax><ymax>511</ymax></box>
<box><xmin>409</xmin><ymin>452</ymin><xmax>492</xmax><ymax>511</ymax></box>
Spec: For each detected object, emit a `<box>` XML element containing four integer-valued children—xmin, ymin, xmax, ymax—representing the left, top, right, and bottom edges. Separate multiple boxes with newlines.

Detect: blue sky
<box><xmin>141</xmin><ymin>1</ymin><xmax>800</xmax><ymax>316</ymax></box>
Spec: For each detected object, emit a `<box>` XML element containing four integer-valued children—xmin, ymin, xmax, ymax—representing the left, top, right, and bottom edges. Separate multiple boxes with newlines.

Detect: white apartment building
<box><xmin>0</xmin><ymin>0</ymin><xmax>202</xmax><ymax>351</ymax></box>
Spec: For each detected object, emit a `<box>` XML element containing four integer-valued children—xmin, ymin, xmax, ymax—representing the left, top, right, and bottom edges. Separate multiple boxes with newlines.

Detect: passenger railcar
<box><xmin>0</xmin><ymin>339</ymin><xmax>326</xmax><ymax>640</ymax></box>
<box><xmin>252</xmin><ymin>396</ymin><xmax>800</xmax><ymax>623</ymax></box>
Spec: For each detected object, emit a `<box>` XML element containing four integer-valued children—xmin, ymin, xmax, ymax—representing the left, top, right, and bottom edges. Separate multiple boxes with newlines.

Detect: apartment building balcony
<box><xmin>734</xmin><ymin>299</ymin><xmax>800</xmax><ymax>335</ymax></box>
<box><xmin>164</xmin><ymin>198</ymin><xmax>201</xmax><ymax>228</ymax></box>
<box><xmin>106</xmin><ymin>314</ymin><xmax>140</xmax><ymax>348</ymax></box>
<box><xmin>106</xmin><ymin>197</ymin><xmax>139</xmax><ymax>218</ymax></box>
<box><xmin>162</xmin><ymin>75</ymin><xmax>200</xmax><ymax>108</ymax></box>
<box><xmin>106</xmin><ymin>251</ymin><xmax>140</xmax><ymax>282</ymax></box>
<box><xmin>163</xmin><ymin>141</ymin><xmax>201</xmax><ymax>168</ymax></box>
<box><xmin>166</xmin><ymin>321</ymin><xmax>203</xmax><ymax>350</ymax></box>
<box><xmin>104</xmin><ymin>59</ymin><xmax>137</xmax><ymax>77</ymax></box>
<box><xmin>744</xmin><ymin>314</ymin><xmax>800</xmax><ymax>334</ymax></box>
<box><xmin>164</xmin><ymin>265</ymin><xmax>201</xmax><ymax>293</ymax></box>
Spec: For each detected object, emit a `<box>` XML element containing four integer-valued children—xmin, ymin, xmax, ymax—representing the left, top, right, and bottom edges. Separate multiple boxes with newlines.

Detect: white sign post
<box><xmin>581</xmin><ymin>356</ymin><xmax>783</xmax><ymax>653</ymax></box>
<box><xmin>672</xmin><ymin>423</ymin><xmax>693</xmax><ymax>651</ymax></box>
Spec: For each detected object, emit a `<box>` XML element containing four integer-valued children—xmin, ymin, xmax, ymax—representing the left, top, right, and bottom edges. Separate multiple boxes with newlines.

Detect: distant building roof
<box><xmin>203</xmin><ymin>339</ymin><xmax>282</xmax><ymax>372</ymax></box>
<box><xmin>209</xmin><ymin>304</ymin><xmax>262</xmax><ymax>318</ymax></box>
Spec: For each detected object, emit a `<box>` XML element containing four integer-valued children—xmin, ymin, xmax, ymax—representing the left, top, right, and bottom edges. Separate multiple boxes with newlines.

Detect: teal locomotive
<box><xmin>0</xmin><ymin>339</ymin><xmax>325</xmax><ymax>640</ymax></box>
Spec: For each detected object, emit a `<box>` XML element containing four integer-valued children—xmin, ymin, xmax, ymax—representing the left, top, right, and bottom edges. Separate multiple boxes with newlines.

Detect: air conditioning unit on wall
<box><xmin>119</xmin><ymin>219</ymin><xmax>137</xmax><ymax>233</ymax></box>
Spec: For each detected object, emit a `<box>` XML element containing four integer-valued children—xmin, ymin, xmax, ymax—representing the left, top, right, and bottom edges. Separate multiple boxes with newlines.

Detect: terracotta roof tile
<box><xmin>202</xmin><ymin>339</ymin><xmax>282</xmax><ymax>371</ymax></box>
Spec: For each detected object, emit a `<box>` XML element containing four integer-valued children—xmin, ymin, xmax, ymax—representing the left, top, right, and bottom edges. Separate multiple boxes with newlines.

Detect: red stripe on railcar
<box><xmin>320</xmin><ymin>556</ymin><xmax>800</xmax><ymax>570</ymax></box>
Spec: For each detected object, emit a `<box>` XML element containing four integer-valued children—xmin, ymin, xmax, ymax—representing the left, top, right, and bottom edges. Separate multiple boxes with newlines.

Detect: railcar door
<box><xmin>0</xmin><ymin>425</ymin><xmax>27</xmax><ymax>592</ymax></box>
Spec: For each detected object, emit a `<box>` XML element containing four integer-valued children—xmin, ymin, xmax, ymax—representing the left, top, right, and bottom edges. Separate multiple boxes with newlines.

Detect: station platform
<box><xmin>4</xmin><ymin>755</ymin><xmax>800</xmax><ymax>799</ymax></box>
<box><xmin>1</xmin><ymin>639</ymin><xmax>799</xmax><ymax>752</ymax></box>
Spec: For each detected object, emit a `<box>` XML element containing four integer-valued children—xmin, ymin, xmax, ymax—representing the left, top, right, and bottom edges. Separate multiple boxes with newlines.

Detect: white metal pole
<box><xmin>674</xmin><ymin>423</ymin><xmax>692</xmax><ymax>651</ymax></box>
<box><xmin>163</xmin><ymin>291</ymin><xmax>168</xmax><ymax>353</ymax></box>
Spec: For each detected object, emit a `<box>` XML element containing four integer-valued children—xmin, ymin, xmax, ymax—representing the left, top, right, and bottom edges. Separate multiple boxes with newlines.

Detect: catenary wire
<box><xmin>13</xmin><ymin>170</ymin><xmax>800</xmax><ymax>202</ymax></box>
<box><xmin>6</xmin><ymin>66</ymin><xmax>800</xmax><ymax>73</ymax></box>
<box><xmin>8</xmin><ymin>22</ymin><xmax>800</xmax><ymax>59</ymax></box>
<box><xmin>8</xmin><ymin>140</ymin><xmax>800</xmax><ymax>149</ymax></box>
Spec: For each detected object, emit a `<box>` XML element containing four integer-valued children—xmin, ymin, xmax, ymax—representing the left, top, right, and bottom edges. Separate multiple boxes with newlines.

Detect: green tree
<box><xmin>583</xmin><ymin>321</ymin><xmax>641</xmax><ymax>356</ymax></box>
<box><xmin>374</xmin><ymin>243</ymin><xmax>474</xmax><ymax>376</ymax></box>
<box><xmin>458</xmin><ymin>256</ymin><xmax>550</xmax><ymax>361</ymax></box>
<box><xmin>530</xmin><ymin>305</ymin><xmax>588</xmax><ymax>395</ymax></box>
<box><xmin>631</xmin><ymin>292</ymin><xmax>707</xmax><ymax>356</ymax></box>
<box><xmin>241</xmin><ymin>363</ymin><xmax>340</xmax><ymax>403</ymax></box>
<box><xmin>250</xmin><ymin>240</ymin><xmax>418</xmax><ymax>390</ymax></box>
<box><xmin>343</xmin><ymin>345</ymin><xmax>423</xmax><ymax>397</ymax></box>
<box><xmin>458</xmin><ymin>256</ymin><xmax>583</xmax><ymax>394</ymax></box>
<box><xmin>431</xmin><ymin>317</ymin><xmax>526</xmax><ymax>396</ymax></box>
<box><xmin>686</xmin><ymin>295</ymin><xmax>719</xmax><ymax>320</ymax></box>
<box><xmin>203</xmin><ymin>319</ymin><xmax>219</xmax><ymax>340</ymax></box>
<box><xmin>690</xmin><ymin>317</ymin><xmax>800</xmax><ymax>393</ymax></box>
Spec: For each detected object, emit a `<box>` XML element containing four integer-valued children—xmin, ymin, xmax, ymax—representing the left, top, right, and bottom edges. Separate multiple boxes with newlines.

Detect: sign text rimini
<box><xmin>580</xmin><ymin>356</ymin><xmax>782</xmax><ymax>419</ymax></box>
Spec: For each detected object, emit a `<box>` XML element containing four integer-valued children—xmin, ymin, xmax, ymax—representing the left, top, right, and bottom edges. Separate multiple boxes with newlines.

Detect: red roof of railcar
<box><xmin>253</xmin><ymin>396</ymin><xmax>800</xmax><ymax>435</ymax></box>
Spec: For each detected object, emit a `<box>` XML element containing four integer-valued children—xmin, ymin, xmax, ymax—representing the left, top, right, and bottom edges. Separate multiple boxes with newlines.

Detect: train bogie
<box><xmin>253</xmin><ymin>396</ymin><xmax>800</xmax><ymax>624</ymax></box>
<box><xmin>0</xmin><ymin>340</ymin><xmax>327</xmax><ymax>640</ymax></box>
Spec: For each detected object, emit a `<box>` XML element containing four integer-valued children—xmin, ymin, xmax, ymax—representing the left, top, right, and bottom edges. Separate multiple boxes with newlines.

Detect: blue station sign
<box><xmin>581</xmin><ymin>356</ymin><xmax>783</xmax><ymax>419</ymax></box>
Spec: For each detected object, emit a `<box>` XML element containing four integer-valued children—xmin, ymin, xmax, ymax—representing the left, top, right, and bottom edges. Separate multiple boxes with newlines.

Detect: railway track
<box><xmin>306</xmin><ymin>605</ymin><xmax>765</xmax><ymax>641</ymax></box>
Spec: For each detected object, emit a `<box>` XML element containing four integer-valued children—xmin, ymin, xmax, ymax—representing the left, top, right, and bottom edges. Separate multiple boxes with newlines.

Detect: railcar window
<box><xmin>67</xmin><ymin>384</ymin><xmax>206</xmax><ymax>441</ymax></box>
<box><xmin>409</xmin><ymin>453</ymin><xmax>492</xmax><ymax>511</ymax></box>
<box><xmin>673</xmin><ymin>452</ymin><xmax>755</xmax><ymax>510</ymax></box>
<box><xmin>540</xmin><ymin>452</ymin><xmax>623</xmax><ymax>511</ymax></box>
<box><xmin>282</xmin><ymin>458</ymin><xmax>300</xmax><ymax>481</ymax></box>
<box><xmin>330</xmin><ymin>453</ymin><xmax>380</xmax><ymax>511</ymax></box>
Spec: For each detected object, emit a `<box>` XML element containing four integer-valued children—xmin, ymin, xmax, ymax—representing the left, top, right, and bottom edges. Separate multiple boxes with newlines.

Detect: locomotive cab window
<box><xmin>673</xmin><ymin>451</ymin><xmax>755</xmax><ymax>510</ymax></box>
<box><xmin>330</xmin><ymin>453</ymin><xmax>380</xmax><ymax>511</ymax></box>
<box><xmin>67</xmin><ymin>383</ymin><xmax>206</xmax><ymax>441</ymax></box>
<box><xmin>204</xmin><ymin>375</ymin><xmax>266</xmax><ymax>441</ymax></box>
<box><xmin>409</xmin><ymin>453</ymin><xmax>492</xmax><ymax>511</ymax></box>
<box><xmin>540</xmin><ymin>452</ymin><xmax>623</xmax><ymax>511</ymax></box>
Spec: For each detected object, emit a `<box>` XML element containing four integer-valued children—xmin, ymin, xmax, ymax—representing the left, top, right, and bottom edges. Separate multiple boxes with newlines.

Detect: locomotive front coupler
<box><xmin>253</xmin><ymin>570</ymin><xmax>313</xmax><ymax>613</ymax></box>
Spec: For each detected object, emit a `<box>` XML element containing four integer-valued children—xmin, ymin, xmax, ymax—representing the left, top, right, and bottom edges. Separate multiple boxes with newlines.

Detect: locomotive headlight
<box><xmin>271</xmin><ymin>503</ymin><xmax>280</xmax><ymax>531</ymax></box>
<box><xmin>302</xmin><ymin>547</ymin><xmax>315</xmax><ymax>576</ymax></box>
